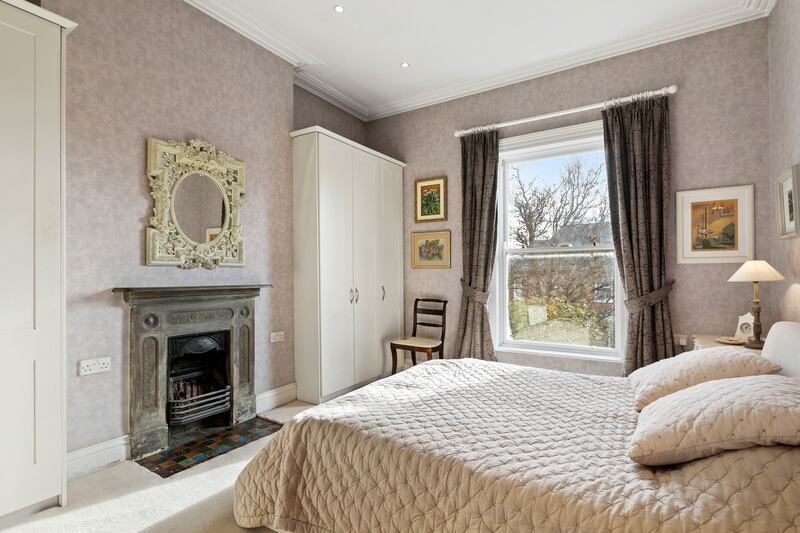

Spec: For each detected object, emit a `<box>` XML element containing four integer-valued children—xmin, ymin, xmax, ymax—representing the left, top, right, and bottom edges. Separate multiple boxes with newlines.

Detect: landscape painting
<box><xmin>411</xmin><ymin>230</ymin><xmax>451</xmax><ymax>268</ymax></box>
<box><xmin>676</xmin><ymin>185</ymin><xmax>754</xmax><ymax>264</ymax></box>
<box><xmin>689</xmin><ymin>198</ymin><xmax>738</xmax><ymax>251</ymax></box>
<box><xmin>415</xmin><ymin>176</ymin><xmax>447</xmax><ymax>222</ymax></box>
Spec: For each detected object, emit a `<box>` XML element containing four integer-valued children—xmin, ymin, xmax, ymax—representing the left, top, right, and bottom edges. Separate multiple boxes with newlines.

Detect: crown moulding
<box><xmin>183</xmin><ymin>0</ymin><xmax>776</xmax><ymax>122</ymax></box>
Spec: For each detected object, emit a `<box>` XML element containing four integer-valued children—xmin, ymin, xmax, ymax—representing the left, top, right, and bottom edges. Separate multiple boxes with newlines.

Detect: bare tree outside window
<box><xmin>505</xmin><ymin>151</ymin><xmax>616</xmax><ymax>349</ymax></box>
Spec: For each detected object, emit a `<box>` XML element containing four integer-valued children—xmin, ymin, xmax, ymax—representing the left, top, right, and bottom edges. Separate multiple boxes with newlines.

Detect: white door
<box><xmin>0</xmin><ymin>2</ymin><xmax>63</xmax><ymax>516</ymax></box>
<box><xmin>352</xmin><ymin>150</ymin><xmax>380</xmax><ymax>383</ymax></box>
<box><xmin>318</xmin><ymin>135</ymin><xmax>355</xmax><ymax>397</ymax></box>
<box><xmin>377</xmin><ymin>160</ymin><xmax>405</xmax><ymax>372</ymax></box>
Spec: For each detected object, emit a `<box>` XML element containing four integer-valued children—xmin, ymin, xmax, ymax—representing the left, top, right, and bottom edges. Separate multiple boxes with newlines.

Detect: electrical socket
<box><xmin>270</xmin><ymin>331</ymin><xmax>285</xmax><ymax>343</ymax></box>
<box><xmin>79</xmin><ymin>357</ymin><xmax>111</xmax><ymax>376</ymax></box>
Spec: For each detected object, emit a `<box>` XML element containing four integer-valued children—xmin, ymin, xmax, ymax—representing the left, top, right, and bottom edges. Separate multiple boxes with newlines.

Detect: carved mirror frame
<box><xmin>146</xmin><ymin>137</ymin><xmax>246</xmax><ymax>269</ymax></box>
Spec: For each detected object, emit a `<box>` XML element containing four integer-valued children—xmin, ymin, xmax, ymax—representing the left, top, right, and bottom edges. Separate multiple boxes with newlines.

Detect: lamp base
<box><xmin>748</xmin><ymin>299</ymin><xmax>763</xmax><ymax>350</ymax></box>
<box><xmin>745</xmin><ymin>338</ymin><xmax>764</xmax><ymax>350</ymax></box>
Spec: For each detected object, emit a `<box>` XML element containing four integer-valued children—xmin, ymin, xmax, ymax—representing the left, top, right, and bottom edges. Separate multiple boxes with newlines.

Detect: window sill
<box><xmin>495</xmin><ymin>344</ymin><xmax>623</xmax><ymax>376</ymax></box>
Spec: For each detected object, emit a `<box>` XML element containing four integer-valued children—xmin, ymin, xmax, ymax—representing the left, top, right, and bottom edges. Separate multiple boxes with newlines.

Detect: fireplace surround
<box><xmin>114</xmin><ymin>285</ymin><xmax>270</xmax><ymax>459</ymax></box>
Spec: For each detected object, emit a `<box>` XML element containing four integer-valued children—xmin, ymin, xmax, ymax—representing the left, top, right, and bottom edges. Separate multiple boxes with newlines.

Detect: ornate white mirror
<box><xmin>146</xmin><ymin>138</ymin><xmax>245</xmax><ymax>269</ymax></box>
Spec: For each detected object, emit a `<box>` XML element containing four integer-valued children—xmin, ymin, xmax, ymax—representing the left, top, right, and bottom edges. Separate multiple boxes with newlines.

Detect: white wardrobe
<box><xmin>292</xmin><ymin>127</ymin><xmax>405</xmax><ymax>404</ymax></box>
<box><xmin>0</xmin><ymin>0</ymin><xmax>74</xmax><ymax>518</ymax></box>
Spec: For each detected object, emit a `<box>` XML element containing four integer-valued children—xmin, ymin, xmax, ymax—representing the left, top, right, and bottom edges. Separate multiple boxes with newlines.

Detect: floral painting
<box><xmin>412</xmin><ymin>230</ymin><xmax>451</xmax><ymax>269</ymax></box>
<box><xmin>418</xmin><ymin>239</ymin><xmax>444</xmax><ymax>260</ymax></box>
<box><xmin>415</xmin><ymin>177</ymin><xmax>447</xmax><ymax>222</ymax></box>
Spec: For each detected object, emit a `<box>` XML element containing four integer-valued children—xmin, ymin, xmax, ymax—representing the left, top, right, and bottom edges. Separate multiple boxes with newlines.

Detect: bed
<box><xmin>234</xmin><ymin>326</ymin><xmax>800</xmax><ymax>532</ymax></box>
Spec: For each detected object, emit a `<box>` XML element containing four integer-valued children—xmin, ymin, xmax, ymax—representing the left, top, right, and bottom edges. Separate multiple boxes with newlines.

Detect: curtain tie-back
<box><xmin>461</xmin><ymin>279</ymin><xmax>490</xmax><ymax>304</ymax></box>
<box><xmin>624</xmin><ymin>280</ymin><xmax>674</xmax><ymax>313</ymax></box>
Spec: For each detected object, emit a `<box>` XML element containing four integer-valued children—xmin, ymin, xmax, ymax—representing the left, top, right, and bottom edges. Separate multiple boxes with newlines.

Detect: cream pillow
<box><xmin>629</xmin><ymin>374</ymin><xmax>800</xmax><ymax>466</ymax></box>
<box><xmin>628</xmin><ymin>346</ymin><xmax>781</xmax><ymax>411</ymax></box>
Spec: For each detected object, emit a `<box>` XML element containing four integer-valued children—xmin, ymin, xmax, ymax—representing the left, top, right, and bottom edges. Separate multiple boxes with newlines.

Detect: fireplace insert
<box><xmin>167</xmin><ymin>331</ymin><xmax>231</xmax><ymax>426</ymax></box>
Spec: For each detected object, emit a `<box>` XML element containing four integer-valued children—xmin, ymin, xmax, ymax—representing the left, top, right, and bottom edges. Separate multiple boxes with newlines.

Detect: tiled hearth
<box><xmin>114</xmin><ymin>285</ymin><xmax>270</xmax><ymax>460</ymax></box>
<box><xmin>135</xmin><ymin>417</ymin><xmax>281</xmax><ymax>478</ymax></box>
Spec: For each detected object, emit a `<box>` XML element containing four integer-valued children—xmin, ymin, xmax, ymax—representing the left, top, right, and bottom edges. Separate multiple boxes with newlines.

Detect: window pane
<box><xmin>506</xmin><ymin>251</ymin><xmax>615</xmax><ymax>349</ymax></box>
<box><xmin>506</xmin><ymin>150</ymin><xmax>612</xmax><ymax>249</ymax></box>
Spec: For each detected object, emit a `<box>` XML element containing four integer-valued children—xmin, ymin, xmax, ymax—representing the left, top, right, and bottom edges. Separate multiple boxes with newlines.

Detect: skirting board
<box><xmin>66</xmin><ymin>434</ymin><xmax>130</xmax><ymax>480</ymax></box>
<box><xmin>256</xmin><ymin>382</ymin><xmax>297</xmax><ymax>414</ymax></box>
<box><xmin>66</xmin><ymin>382</ymin><xmax>297</xmax><ymax>480</ymax></box>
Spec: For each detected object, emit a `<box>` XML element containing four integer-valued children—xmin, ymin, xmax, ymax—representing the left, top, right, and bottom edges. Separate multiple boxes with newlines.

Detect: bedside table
<box><xmin>693</xmin><ymin>334</ymin><xmax>762</xmax><ymax>353</ymax></box>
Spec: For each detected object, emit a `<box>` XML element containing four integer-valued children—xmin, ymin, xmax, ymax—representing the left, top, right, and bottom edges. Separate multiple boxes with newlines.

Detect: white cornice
<box><xmin>183</xmin><ymin>0</ymin><xmax>322</xmax><ymax>67</ymax></box>
<box><xmin>294</xmin><ymin>70</ymin><xmax>369</xmax><ymax>121</ymax></box>
<box><xmin>184</xmin><ymin>1</ymin><xmax>774</xmax><ymax>122</ymax></box>
<box><xmin>366</xmin><ymin>4</ymin><xmax>773</xmax><ymax>120</ymax></box>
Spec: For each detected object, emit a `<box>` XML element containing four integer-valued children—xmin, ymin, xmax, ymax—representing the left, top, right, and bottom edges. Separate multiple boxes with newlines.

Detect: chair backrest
<box><xmin>411</xmin><ymin>298</ymin><xmax>448</xmax><ymax>342</ymax></box>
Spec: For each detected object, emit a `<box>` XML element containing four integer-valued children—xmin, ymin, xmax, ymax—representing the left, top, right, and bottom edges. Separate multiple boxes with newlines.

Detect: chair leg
<box><xmin>391</xmin><ymin>344</ymin><xmax>398</xmax><ymax>375</ymax></box>
<box><xmin>425</xmin><ymin>348</ymin><xmax>433</xmax><ymax>361</ymax></box>
<box><xmin>410</xmin><ymin>350</ymin><xmax>417</xmax><ymax>366</ymax></box>
<box><xmin>437</xmin><ymin>347</ymin><xmax>444</xmax><ymax>359</ymax></box>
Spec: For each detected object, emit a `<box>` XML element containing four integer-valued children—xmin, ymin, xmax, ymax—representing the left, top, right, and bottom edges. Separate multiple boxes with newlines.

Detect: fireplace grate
<box><xmin>168</xmin><ymin>369</ymin><xmax>231</xmax><ymax>425</ymax></box>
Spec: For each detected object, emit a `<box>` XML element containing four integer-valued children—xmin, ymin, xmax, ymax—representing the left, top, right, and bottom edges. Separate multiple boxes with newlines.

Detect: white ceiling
<box><xmin>185</xmin><ymin>0</ymin><xmax>775</xmax><ymax>121</ymax></box>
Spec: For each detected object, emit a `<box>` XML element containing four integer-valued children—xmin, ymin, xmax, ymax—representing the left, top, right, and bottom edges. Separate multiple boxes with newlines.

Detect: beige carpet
<box><xmin>5</xmin><ymin>435</ymin><xmax>277</xmax><ymax>533</ymax></box>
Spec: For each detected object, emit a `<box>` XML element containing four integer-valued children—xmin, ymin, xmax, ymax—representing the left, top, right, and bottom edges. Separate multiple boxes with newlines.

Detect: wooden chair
<box><xmin>390</xmin><ymin>298</ymin><xmax>447</xmax><ymax>374</ymax></box>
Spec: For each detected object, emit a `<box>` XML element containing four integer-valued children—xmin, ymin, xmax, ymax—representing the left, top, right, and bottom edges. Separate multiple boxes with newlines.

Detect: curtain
<box><xmin>602</xmin><ymin>96</ymin><xmax>675</xmax><ymax>375</ymax></box>
<box><xmin>455</xmin><ymin>130</ymin><xmax>499</xmax><ymax>360</ymax></box>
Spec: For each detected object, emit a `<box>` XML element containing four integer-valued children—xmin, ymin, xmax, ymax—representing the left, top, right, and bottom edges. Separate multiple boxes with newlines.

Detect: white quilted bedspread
<box><xmin>234</xmin><ymin>359</ymin><xmax>800</xmax><ymax>532</ymax></box>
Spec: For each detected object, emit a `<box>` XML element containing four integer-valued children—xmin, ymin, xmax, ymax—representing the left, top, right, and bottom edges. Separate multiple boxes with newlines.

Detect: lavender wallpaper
<box><xmin>293</xmin><ymin>86</ymin><xmax>367</xmax><ymax>144</ymax></box>
<box><xmin>366</xmin><ymin>21</ymin><xmax>773</xmax><ymax>373</ymax></box>
<box><xmin>768</xmin><ymin>0</ymin><xmax>800</xmax><ymax>321</ymax></box>
<box><xmin>43</xmin><ymin>0</ymin><xmax>296</xmax><ymax>451</ymax></box>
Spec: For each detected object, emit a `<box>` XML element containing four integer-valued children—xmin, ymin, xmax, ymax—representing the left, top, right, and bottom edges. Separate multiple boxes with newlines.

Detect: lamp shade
<box><xmin>727</xmin><ymin>260</ymin><xmax>785</xmax><ymax>282</ymax></box>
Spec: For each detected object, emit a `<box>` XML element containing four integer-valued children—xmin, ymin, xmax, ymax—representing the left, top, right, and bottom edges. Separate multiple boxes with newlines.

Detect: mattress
<box><xmin>234</xmin><ymin>359</ymin><xmax>800</xmax><ymax>532</ymax></box>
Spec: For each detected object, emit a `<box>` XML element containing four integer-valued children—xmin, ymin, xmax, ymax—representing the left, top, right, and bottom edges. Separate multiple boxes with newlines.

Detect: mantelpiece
<box><xmin>113</xmin><ymin>284</ymin><xmax>271</xmax><ymax>459</ymax></box>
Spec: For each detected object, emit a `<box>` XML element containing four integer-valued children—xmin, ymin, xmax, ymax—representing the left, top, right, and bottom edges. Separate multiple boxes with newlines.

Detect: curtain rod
<box><xmin>453</xmin><ymin>84</ymin><xmax>678</xmax><ymax>138</ymax></box>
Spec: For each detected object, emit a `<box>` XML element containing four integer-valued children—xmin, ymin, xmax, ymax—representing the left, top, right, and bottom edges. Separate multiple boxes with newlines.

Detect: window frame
<box><xmin>491</xmin><ymin>121</ymin><xmax>626</xmax><ymax>362</ymax></box>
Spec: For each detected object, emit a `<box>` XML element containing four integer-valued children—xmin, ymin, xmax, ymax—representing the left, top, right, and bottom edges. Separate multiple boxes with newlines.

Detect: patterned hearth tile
<box><xmin>136</xmin><ymin>418</ymin><xmax>282</xmax><ymax>478</ymax></box>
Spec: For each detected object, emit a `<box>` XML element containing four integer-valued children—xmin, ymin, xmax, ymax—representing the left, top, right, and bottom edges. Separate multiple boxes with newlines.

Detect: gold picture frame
<box><xmin>415</xmin><ymin>176</ymin><xmax>447</xmax><ymax>222</ymax></box>
<box><xmin>411</xmin><ymin>230</ymin><xmax>451</xmax><ymax>269</ymax></box>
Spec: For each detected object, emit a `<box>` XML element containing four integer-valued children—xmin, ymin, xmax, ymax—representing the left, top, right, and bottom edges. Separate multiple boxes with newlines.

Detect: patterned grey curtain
<box><xmin>455</xmin><ymin>130</ymin><xmax>499</xmax><ymax>360</ymax></box>
<box><xmin>602</xmin><ymin>96</ymin><xmax>675</xmax><ymax>375</ymax></box>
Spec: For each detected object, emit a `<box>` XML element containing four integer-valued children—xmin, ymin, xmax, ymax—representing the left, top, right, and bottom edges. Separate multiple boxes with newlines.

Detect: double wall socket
<box><xmin>79</xmin><ymin>357</ymin><xmax>111</xmax><ymax>376</ymax></box>
<box><xmin>270</xmin><ymin>331</ymin><xmax>285</xmax><ymax>343</ymax></box>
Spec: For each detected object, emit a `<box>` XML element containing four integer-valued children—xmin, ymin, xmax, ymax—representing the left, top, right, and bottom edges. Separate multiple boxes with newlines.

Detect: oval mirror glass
<box><xmin>172</xmin><ymin>173</ymin><xmax>226</xmax><ymax>244</ymax></box>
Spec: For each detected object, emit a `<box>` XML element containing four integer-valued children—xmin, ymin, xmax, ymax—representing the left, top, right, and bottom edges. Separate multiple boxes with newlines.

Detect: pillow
<box><xmin>629</xmin><ymin>374</ymin><xmax>800</xmax><ymax>466</ymax></box>
<box><xmin>628</xmin><ymin>346</ymin><xmax>781</xmax><ymax>411</ymax></box>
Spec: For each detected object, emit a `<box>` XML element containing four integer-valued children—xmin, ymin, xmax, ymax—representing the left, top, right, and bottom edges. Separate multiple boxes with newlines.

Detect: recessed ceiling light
<box><xmin>333</xmin><ymin>5</ymin><xmax>345</xmax><ymax>13</ymax></box>
<box><xmin>400</xmin><ymin>62</ymin><xmax>410</xmax><ymax>68</ymax></box>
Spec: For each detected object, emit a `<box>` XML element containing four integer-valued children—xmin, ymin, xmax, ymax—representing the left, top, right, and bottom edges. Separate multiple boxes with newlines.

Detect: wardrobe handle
<box><xmin>355</xmin><ymin>288</ymin><xmax>360</xmax><ymax>303</ymax></box>
<box><xmin>381</xmin><ymin>285</ymin><xmax>386</xmax><ymax>301</ymax></box>
<box><xmin>350</xmin><ymin>288</ymin><xmax>354</xmax><ymax>304</ymax></box>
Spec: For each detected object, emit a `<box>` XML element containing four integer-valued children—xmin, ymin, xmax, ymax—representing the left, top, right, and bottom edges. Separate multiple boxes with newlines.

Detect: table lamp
<box><xmin>727</xmin><ymin>260</ymin><xmax>785</xmax><ymax>349</ymax></box>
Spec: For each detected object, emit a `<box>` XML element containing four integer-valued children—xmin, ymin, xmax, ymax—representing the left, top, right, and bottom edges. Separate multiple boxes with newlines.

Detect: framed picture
<box><xmin>205</xmin><ymin>227</ymin><xmax>222</xmax><ymax>243</ymax></box>
<box><xmin>411</xmin><ymin>230</ymin><xmax>451</xmax><ymax>269</ymax></box>
<box><xmin>776</xmin><ymin>165</ymin><xmax>800</xmax><ymax>239</ymax></box>
<box><xmin>676</xmin><ymin>184</ymin><xmax>754</xmax><ymax>264</ymax></box>
<box><xmin>415</xmin><ymin>176</ymin><xmax>447</xmax><ymax>223</ymax></box>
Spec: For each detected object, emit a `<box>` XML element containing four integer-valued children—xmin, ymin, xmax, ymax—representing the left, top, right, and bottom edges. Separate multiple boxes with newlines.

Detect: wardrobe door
<box><xmin>352</xmin><ymin>150</ymin><xmax>380</xmax><ymax>384</ymax></box>
<box><xmin>318</xmin><ymin>135</ymin><xmax>355</xmax><ymax>397</ymax></box>
<box><xmin>0</xmin><ymin>2</ymin><xmax>63</xmax><ymax>515</ymax></box>
<box><xmin>377</xmin><ymin>160</ymin><xmax>405</xmax><ymax>373</ymax></box>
